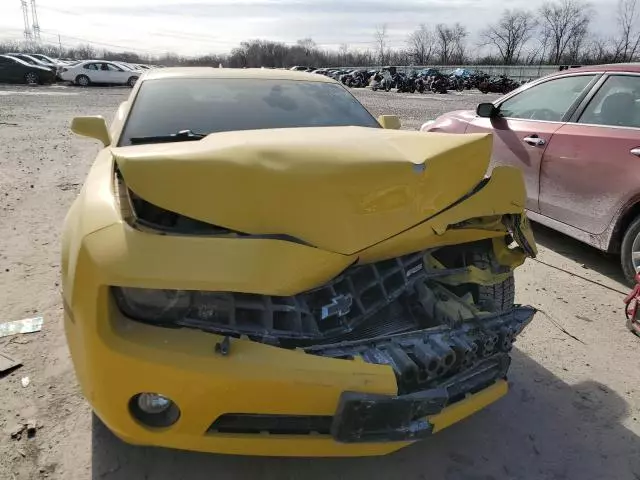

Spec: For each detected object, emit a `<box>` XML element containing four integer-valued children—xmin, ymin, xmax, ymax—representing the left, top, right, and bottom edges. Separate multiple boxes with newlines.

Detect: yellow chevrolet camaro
<box><xmin>62</xmin><ymin>67</ymin><xmax>537</xmax><ymax>457</ymax></box>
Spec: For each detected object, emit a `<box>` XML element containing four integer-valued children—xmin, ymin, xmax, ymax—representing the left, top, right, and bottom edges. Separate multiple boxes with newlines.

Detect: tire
<box><xmin>471</xmin><ymin>251</ymin><xmax>515</xmax><ymax>313</ymax></box>
<box><xmin>24</xmin><ymin>72</ymin><xmax>39</xmax><ymax>85</ymax></box>
<box><xmin>76</xmin><ymin>75</ymin><xmax>90</xmax><ymax>87</ymax></box>
<box><xmin>620</xmin><ymin>216</ymin><xmax>640</xmax><ymax>285</ymax></box>
<box><xmin>127</xmin><ymin>76</ymin><xmax>138</xmax><ymax>87</ymax></box>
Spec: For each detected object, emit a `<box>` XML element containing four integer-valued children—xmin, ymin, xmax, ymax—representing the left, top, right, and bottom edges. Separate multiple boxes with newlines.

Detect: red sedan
<box><xmin>422</xmin><ymin>64</ymin><xmax>640</xmax><ymax>284</ymax></box>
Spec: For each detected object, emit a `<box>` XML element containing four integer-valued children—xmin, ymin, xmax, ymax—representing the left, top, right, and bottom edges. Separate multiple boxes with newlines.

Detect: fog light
<box><xmin>137</xmin><ymin>393</ymin><xmax>171</xmax><ymax>414</ymax></box>
<box><xmin>130</xmin><ymin>393</ymin><xmax>180</xmax><ymax>428</ymax></box>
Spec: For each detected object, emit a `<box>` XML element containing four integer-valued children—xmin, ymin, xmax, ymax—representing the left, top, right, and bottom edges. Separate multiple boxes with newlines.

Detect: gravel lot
<box><xmin>0</xmin><ymin>84</ymin><xmax>638</xmax><ymax>480</ymax></box>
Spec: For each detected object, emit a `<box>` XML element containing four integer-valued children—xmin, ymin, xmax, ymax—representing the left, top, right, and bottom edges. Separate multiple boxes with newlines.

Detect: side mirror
<box><xmin>378</xmin><ymin>115</ymin><xmax>401</xmax><ymax>130</ymax></box>
<box><xmin>476</xmin><ymin>103</ymin><xmax>498</xmax><ymax>118</ymax></box>
<box><xmin>70</xmin><ymin>116</ymin><xmax>111</xmax><ymax>146</ymax></box>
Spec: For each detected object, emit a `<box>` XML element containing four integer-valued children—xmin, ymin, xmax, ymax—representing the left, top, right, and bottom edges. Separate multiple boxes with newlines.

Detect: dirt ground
<box><xmin>0</xmin><ymin>84</ymin><xmax>638</xmax><ymax>480</ymax></box>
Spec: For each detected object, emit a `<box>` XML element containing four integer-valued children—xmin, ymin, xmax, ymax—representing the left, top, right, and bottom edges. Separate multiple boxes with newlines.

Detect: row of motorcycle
<box><xmin>337</xmin><ymin>67</ymin><xmax>523</xmax><ymax>95</ymax></box>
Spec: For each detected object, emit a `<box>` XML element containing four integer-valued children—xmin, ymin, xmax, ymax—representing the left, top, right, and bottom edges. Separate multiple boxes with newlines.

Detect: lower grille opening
<box><xmin>207</xmin><ymin>414</ymin><xmax>333</xmax><ymax>435</ymax></box>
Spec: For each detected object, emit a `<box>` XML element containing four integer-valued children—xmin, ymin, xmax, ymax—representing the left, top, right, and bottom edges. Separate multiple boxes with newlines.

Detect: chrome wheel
<box><xmin>25</xmin><ymin>72</ymin><xmax>38</xmax><ymax>84</ymax></box>
<box><xmin>76</xmin><ymin>75</ymin><xmax>89</xmax><ymax>86</ymax></box>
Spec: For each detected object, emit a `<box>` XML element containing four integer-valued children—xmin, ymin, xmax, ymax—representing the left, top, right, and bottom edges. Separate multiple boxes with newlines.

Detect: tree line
<box><xmin>1</xmin><ymin>0</ymin><xmax>638</xmax><ymax>68</ymax></box>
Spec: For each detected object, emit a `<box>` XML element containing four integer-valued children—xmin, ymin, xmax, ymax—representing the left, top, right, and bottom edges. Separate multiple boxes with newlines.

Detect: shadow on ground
<box><xmin>91</xmin><ymin>350</ymin><xmax>639</xmax><ymax>480</ymax></box>
<box><xmin>531</xmin><ymin>223</ymin><xmax>628</xmax><ymax>288</ymax></box>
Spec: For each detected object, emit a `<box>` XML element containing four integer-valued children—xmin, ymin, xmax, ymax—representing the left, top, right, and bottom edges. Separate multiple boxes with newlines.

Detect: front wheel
<box><xmin>75</xmin><ymin>75</ymin><xmax>90</xmax><ymax>87</ymax></box>
<box><xmin>127</xmin><ymin>76</ymin><xmax>139</xmax><ymax>87</ymax></box>
<box><xmin>620</xmin><ymin>216</ymin><xmax>640</xmax><ymax>285</ymax></box>
<box><xmin>24</xmin><ymin>72</ymin><xmax>39</xmax><ymax>85</ymax></box>
<box><xmin>471</xmin><ymin>251</ymin><xmax>515</xmax><ymax>313</ymax></box>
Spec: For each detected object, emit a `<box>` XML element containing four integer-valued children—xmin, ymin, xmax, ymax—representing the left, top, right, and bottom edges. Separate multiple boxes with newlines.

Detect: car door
<box><xmin>0</xmin><ymin>57</ymin><xmax>13</xmax><ymax>83</ymax></box>
<box><xmin>2</xmin><ymin>57</ymin><xmax>26</xmax><ymax>82</ymax></box>
<box><xmin>82</xmin><ymin>62</ymin><xmax>103</xmax><ymax>82</ymax></box>
<box><xmin>465</xmin><ymin>74</ymin><xmax>598</xmax><ymax>212</ymax></box>
<box><xmin>538</xmin><ymin>73</ymin><xmax>640</xmax><ymax>234</ymax></box>
<box><xmin>104</xmin><ymin>62</ymin><xmax>128</xmax><ymax>84</ymax></box>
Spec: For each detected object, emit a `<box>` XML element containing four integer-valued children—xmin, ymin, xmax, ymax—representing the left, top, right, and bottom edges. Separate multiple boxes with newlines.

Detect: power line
<box><xmin>39</xmin><ymin>29</ymin><xmax>161</xmax><ymax>55</ymax></box>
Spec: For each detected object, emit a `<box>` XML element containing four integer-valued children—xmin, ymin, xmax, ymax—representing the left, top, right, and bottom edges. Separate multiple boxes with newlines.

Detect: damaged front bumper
<box><xmin>333</xmin><ymin>355</ymin><xmax>510</xmax><ymax>443</ymax></box>
<box><xmin>311</xmin><ymin>307</ymin><xmax>533</xmax><ymax>443</ymax></box>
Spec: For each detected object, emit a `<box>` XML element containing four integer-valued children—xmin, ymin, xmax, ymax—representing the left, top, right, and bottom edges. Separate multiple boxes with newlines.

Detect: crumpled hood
<box><xmin>111</xmin><ymin>126</ymin><xmax>492</xmax><ymax>255</ymax></box>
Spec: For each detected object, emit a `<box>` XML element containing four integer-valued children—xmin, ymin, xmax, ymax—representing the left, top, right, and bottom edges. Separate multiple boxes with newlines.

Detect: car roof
<box><xmin>142</xmin><ymin>67</ymin><xmax>337</xmax><ymax>83</ymax></box>
<box><xmin>551</xmin><ymin>63</ymin><xmax>640</xmax><ymax>75</ymax></box>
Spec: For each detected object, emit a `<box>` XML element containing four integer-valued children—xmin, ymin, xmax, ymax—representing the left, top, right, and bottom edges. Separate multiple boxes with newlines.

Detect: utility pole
<box><xmin>20</xmin><ymin>0</ymin><xmax>33</xmax><ymax>44</ymax></box>
<box><xmin>58</xmin><ymin>34</ymin><xmax>63</xmax><ymax>58</ymax></box>
<box><xmin>30</xmin><ymin>0</ymin><xmax>41</xmax><ymax>42</ymax></box>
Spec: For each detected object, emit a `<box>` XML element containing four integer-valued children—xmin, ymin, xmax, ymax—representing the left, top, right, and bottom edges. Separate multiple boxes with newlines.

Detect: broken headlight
<box><xmin>114</xmin><ymin>287</ymin><xmax>191</xmax><ymax>323</ymax></box>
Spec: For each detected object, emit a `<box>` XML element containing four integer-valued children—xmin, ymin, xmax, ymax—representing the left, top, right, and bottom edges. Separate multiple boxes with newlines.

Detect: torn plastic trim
<box><xmin>305</xmin><ymin>306</ymin><xmax>535</xmax><ymax>394</ymax></box>
<box><xmin>331</xmin><ymin>354</ymin><xmax>510</xmax><ymax>443</ymax></box>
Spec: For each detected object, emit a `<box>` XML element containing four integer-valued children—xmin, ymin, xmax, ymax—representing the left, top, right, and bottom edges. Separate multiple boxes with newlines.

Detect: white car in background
<box><xmin>58</xmin><ymin>60</ymin><xmax>140</xmax><ymax>87</ymax></box>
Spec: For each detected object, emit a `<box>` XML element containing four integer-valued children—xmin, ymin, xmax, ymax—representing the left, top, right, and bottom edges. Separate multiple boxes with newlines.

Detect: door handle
<box><xmin>631</xmin><ymin>148</ymin><xmax>640</xmax><ymax>157</ymax></box>
<box><xmin>523</xmin><ymin>135</ymin><xmax>546</xmax><ymax>147</ymax></box>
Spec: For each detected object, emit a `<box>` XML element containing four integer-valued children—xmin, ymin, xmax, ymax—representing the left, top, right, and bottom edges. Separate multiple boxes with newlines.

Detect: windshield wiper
<box><xmin>129</xmin><ymin>130</ymin><xmax>207</xmax><ymax>145</ymax></box>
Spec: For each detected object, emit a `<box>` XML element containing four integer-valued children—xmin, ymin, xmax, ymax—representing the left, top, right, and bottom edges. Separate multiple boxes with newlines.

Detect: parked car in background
<box><xmin>111</xmin><ymin>61</ymin><xmax>142</xmax><ymax>73</ymax></box>
<box><xmin>5</xmin><ymin>53</ymin><xmax>57</xmax><ymax>72</ymax></box>
<box><xmin>0</xmin><ymin>54</ymin><xmax>56</xmax><ymax>84</ymax></box>
<box><xmin>58</xmin><ymin>60</ymin><xmax>140</xmax><ymax>86</ymax></box>
<box><xmin>29</xmin><ymin>53</ymin><xmax>68</xmax><ymax>68</ymax></box>
<box><xmin>422</xmin><ymin>64</ymin><xmax>640</xmax><ymax>284</ymax></box>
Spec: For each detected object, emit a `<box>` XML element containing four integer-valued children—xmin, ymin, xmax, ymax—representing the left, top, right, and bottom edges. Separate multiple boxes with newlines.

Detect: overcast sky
<box><xmin>0</xmin><ymin>0</ymin><xmax>618</xmax><ymax>56</ymax></box>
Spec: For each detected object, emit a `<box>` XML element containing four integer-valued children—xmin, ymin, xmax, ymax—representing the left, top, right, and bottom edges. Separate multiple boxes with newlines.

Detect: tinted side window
<box><xmin>84</xmin><ymin>63</ymin><xmax>98</xmax><ymax>71</ymax></box>
<box><xmin>578</xmin><ymin>75</ymin><xmax>640</xmax><ymax>128</ymax></box>
<box><xmin>106</xmin><ymin>63</ymin><xmax>122</xmax><ymax>71</ymax></box>
<box><xmin>499</xmin><ymin>75</ymin><xmax>595</xmax><ymax>121</ymax></box>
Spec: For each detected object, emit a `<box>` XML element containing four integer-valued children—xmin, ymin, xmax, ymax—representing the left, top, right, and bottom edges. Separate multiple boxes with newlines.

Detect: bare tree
<box><xmin>538</xmin><ymin>0</ymin><xmax>592</xmax><ymax>64</ymax></box>
<box><xmin>451</xmin><ymin>23</ymin><xmax>468</xmax><ymax>63</ymax></box>
<box><xmin>566</xmin><ymin>21</ymin><xmax>589</xmax><ymax>63</ymax></box>
<box><xmin>407</xmin><ymin>24</ymin><xmax>434</xmax><ymax>65</ymax></box>
<box><xmin>585</xmin><ymin>35</ymin><xmax>615</xmax><ymax>64</ymax></box>
<box><xmin>374</xmin><ymin>24</ymin><xmax>388</xmax><ymax>65</ymax></box>
<box><xmin>436</xmin><ymin>23</ymin><xmax>467</xmax><ymax>64</ymax></box>
<box><xmin>481</xmin><ymin>9</ymin><xmax>537</xmax><ymax>65</ymax></box>
<box><xmin>614</xmin><ymin>0</ymin><xmax>640</xmax><ymax>61</ymax></box>
<box><xmin>296</xmin><ymin>38</ymin><xmax>317</xmax><ymax>55</ymax></box>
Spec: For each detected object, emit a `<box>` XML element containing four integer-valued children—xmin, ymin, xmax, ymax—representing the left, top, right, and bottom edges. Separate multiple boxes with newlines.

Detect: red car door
<box><xmin>465</xmin><ymin>74</ymin><xmax>598</xmax><ymax>212</ymax></box>
<box><xmin>539</xmin><ymin>73</ymin><xmax>640</xmax><ymax>234</ymax></box>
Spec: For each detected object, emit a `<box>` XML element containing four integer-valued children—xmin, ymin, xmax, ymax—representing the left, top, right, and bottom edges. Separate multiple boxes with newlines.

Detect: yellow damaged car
<box><xmin>62</xmin><ymin>68</ymin><xmax>537</xmax><ymax>457</ymax></box>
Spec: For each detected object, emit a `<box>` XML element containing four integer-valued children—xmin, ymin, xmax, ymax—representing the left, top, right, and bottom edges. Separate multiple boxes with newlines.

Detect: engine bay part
<box><xmin>112</xmin><ymin>243</ymin><xmax>498</xmax><ymax>348</ymax></box>
<box><xmin>306</xmin><ymin>306</ymin><xmax>534</xmax><ymax>394</ymax></box>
